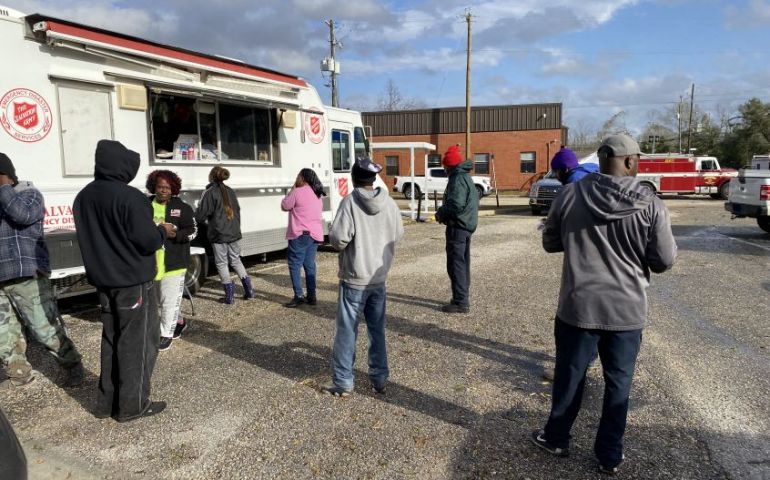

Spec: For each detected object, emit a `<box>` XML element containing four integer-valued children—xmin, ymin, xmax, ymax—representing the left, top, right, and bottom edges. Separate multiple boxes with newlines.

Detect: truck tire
<box><xmin>718</xmin><ymin>182</ymin><xmax>730</xmax><ymax>200</ymax></box>
<box><xmin>184</xmin><ymin>253</ymin><xmax>208</xmax><ymax>296</ymax></box>
<box><xmin>475</xmin><ymin>185</ymin><xmax>484</xmax><ymax>198</ymax></box>
<box><xmin>531</xmin><ymin>206</ymin><xmax>542</xmax><ymax>216</ymax></box>
<box><xmin>403</xmin><ymin>184</ymin><xmax>421</xmax><ymax>199</ymax></box>
<box><xmin>758</xmin><ymin>216</ymin><xmax>770</xmax><ymax>234</ymax></box>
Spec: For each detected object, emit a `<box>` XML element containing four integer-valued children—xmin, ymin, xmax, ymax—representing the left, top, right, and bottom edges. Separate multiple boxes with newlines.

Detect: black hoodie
<box><xmin>73</xmin><ymin>140</ymin><xmax>166</xmax><ymax>288</ymax></box>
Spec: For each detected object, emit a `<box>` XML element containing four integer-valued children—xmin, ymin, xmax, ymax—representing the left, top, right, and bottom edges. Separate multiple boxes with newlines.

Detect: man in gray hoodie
<box><xmin>530</xmin><ymin>134</ymin><xmax>677</xmax><ymax>475</ymax></box>
<box><xmin>325</xmin><ymin>158</ymin><xmax>404</xmax><ymax>396</ymax></box>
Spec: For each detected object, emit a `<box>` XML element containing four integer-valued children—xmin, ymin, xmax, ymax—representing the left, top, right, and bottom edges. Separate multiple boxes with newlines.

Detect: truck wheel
<box><xmin>184</xmin><ymin>254</ymin><xmax>208</xmax><ymax>296</ymax></box>
<box><xmin>531</xmin><ymin>206</ymin><xmax>542</xmax><ymax>216</ymax></box>
<box><xmin>718</xmin><ymin>182</ymin><xmax>730</xmax><ymax>200</ymax></box>
<box><xmin>758</xmin><ymin>216</ymin><xmax>770</xmax><ymax>234</ymax></box>
<box><xmin>404</xmin><ymin>185</ymin><xmax>421</xmax><ymax>199</ymax></box>
<box><xmin>476</xmin><ymin>185</ymin><xmax>484</xmax><ymax>198</ymax></box>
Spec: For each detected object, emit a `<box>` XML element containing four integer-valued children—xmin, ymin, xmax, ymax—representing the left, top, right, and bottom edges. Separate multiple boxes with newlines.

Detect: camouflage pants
<box><xmin>0</xmin><ymin>277</ymin><xmax>82</xmax><ymax>381</ymax></box>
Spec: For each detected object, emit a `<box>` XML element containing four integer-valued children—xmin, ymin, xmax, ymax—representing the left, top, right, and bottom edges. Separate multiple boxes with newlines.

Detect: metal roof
<box><xmin>363</xmin><ymin>103</ymin><xmax>562</xmax><ymax>136</ymax></box>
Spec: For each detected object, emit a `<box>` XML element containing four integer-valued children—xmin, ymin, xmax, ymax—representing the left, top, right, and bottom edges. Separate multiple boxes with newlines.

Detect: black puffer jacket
<box><xmin>195</xmin><ymin>182</ymin><xmax>242</xmax><ymax>244</ymax></box>
<box><xmin>74</xmin><ymin>140</ymin><xmax>166</xmax><ymax>288</ymax></box>
<box><xmin>149</xmin><ymin>195</ymin><xmax>197</xmax><ymax>272</ymax></box>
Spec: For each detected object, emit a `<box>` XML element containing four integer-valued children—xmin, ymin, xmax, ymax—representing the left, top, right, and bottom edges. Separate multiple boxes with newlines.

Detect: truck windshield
<box><xmin>354</xmin><ymin>127</ymin><xmax>369</xmax><ymax>159</ymax></box>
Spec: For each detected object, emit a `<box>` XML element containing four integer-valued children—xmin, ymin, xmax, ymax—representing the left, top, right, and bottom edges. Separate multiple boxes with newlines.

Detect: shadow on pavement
<box><xmin>182</xmin><ymin>319</ymin><xmax>479</xmax><ymax>428</ymax></box>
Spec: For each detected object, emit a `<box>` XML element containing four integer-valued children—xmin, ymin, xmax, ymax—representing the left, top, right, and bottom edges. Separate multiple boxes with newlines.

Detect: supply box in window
<box><xmin>0</xmin><ymin>5</ymin><xmax>381</xmax><ymax>295</ymax></box>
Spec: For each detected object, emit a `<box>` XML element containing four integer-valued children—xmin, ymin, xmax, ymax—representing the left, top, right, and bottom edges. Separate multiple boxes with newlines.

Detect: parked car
<box><xmin>393</xmin><ymin>168</ymin><xmax>492</xmax><ymax>199</ymax></box>
<box><xmin>528</xmin><ymin>171</ymin><xmax>562</xmax><ymax>215</ymax></box>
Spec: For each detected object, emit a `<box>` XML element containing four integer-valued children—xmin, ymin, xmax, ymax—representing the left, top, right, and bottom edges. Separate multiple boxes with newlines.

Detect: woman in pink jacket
<box><xmin>281</xmin><ymin>168</ymin><xmax>325</xmax><ymax>307</ymax></box>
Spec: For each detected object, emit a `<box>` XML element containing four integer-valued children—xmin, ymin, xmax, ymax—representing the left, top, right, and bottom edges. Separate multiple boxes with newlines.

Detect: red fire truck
<box><xmin>637</xmin><ymin>155</ymin><xmax>737</xmax><ymax>199</ymax></box>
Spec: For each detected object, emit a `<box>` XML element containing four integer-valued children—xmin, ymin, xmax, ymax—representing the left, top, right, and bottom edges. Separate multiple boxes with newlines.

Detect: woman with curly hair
<box><xmin>195</xmin><ymin>166</ymin><xmax>254</xmax><ymax>304</ymax></box>
<box><xmin>146</xmin><ymin>170</ymin><xmax>197</xmax><ymax>351</ymax></box>
<box><xmin>280</xmin><ymin>168</ymin><xmax>325</xmax><ymax>307</ymax></box>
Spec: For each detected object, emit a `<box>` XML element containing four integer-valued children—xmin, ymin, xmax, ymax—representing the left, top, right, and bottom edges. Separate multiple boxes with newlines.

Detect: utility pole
<box><xmin>687</xmin><ymin>83</ymin><xmax>695</xmax><ymax>153</ymax></box>
<box><xmin>678</xmin><ymin>95</ymin><xmax>683</xmax><ymax>153</ymax></box>
<box><xmin>464</xmin><ymin>9</ymin><xmax>472</xmax><ymax>160</ymax></box>
<box><xmin>325</xmin><ymin>19</ymin><xmax>339</xmax><ymax>107</ymax></box>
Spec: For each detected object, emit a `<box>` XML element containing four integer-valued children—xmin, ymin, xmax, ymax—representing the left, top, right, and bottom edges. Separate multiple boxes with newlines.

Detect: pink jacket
<box><xmin>281</xmin><ymin>184</ymin><xmax>324</xmax><ymax>241</ymax></box>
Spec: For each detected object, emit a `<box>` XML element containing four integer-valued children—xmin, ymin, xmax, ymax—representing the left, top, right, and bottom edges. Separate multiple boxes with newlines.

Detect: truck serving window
<box><xmin>150</xmin><ymin>92</ymin><xmax>279</xmax><ymax>164</ymax></box>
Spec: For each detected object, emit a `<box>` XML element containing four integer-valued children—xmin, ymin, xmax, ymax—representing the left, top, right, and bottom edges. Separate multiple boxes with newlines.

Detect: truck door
<box><xmin>427</xmin><ymin>168</ymin><xmax>448</xmax><ymax>196</ymax></box>
<box><xmin>329</xmin><ymin>121</ymin><xmax>354</xmax><ymax>215</ymax></box>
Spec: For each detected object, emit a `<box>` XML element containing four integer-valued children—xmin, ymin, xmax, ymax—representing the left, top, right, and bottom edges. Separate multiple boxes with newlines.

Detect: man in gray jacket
<box><xmin>325</xmin><ymin>158</ymin><xmax>404</xmax><ymax>396</ymax></box>
<box><xmin>530</xmin><ymin>134</ymin><xmax>677</xmax><ymax>475</ymax></box>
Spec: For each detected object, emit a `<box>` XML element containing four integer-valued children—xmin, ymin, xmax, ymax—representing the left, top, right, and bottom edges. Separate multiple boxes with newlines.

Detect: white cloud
<box><xmin>725</xmin><ymin>0</ymin><xmax>770</xmax><ymax>29</ymax></box>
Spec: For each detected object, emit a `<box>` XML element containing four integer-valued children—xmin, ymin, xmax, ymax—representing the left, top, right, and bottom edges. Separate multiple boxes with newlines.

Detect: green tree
<box><xmin>719</xmin><ymin>98</ymin><xmax>770</xmax><ymax>167</ymax></box>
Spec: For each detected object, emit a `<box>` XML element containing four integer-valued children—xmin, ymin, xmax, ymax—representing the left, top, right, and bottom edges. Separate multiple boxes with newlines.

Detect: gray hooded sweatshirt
<box><xmin>330</xmin><ymin>187</ymin><xmax>404</xmax><ymax>288</ymax></box>
<box><xmin>543</xmin><ymin>173</ymin><xmax>677</xmax><ymax>331</ymax></box>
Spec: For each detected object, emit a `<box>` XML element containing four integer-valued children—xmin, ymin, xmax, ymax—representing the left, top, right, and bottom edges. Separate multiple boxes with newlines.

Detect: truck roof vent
<box><xmin>0</xmin><ymin>6</ymin><xmax>25</xmax><ymax>18</ymax></box>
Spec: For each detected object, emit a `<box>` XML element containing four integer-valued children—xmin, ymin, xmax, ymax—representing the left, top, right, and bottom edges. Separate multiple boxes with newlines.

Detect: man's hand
<box><xmin>160</xmin><ymin>223</ymin><xmax>176</xmax><ymax>238</ymax></box>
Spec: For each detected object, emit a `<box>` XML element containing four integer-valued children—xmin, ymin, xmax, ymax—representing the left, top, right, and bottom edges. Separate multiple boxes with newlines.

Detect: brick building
<box><xmin>363</xmin><ymin>103</ymin><xmax>566</xmax><ymax>191</ymax></box>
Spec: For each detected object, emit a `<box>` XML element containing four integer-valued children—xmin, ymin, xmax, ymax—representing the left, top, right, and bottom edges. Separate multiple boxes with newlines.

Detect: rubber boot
<box><xmin>241</xmin><ymin>276</ymin><xmax>255</xmax><ymax>300</ymax></box>
<box><xmin>222</xmin><ymin>283</ymin><xmax>235</xmax><ymax>305</ymax></box>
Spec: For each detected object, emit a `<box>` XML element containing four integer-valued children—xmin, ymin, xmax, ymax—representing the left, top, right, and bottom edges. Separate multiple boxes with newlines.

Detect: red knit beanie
<box><xmin>442</xmin><ymin>145</ymin><xmax>463</xmax><ymax>167</ymax></box>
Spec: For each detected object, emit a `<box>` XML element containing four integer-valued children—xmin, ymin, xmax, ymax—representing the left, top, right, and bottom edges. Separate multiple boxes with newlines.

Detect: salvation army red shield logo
<box><xmin>304</xmin><ymin>109</ymin><xmax>326</xmax><ymax>144</ymax></box>
<box><xmin>0</xmin><ymin>88</ymin><xmax>53</xmax><ymax>143</ymax></box>
<box><xmin>338</xmin><ymin>177</ymin><xmax>349</xmax><ymax>197</ymax></box>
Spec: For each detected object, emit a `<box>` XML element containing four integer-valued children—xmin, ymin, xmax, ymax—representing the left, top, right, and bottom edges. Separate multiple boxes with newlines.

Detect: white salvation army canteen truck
<box><xmin>0</xmin><ymin>5</ymin><xmax>375</xmax><ymax>295</ymax></box>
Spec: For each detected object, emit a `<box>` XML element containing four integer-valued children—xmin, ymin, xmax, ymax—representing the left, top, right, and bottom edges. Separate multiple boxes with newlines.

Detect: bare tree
<box><xmin>376</xmin><ymin>79</ymin><xmax>426</xmax><ymax>111</ymax></box>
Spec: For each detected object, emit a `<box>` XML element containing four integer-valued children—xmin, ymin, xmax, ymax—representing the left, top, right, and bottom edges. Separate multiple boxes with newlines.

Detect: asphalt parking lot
<box><xmin>1</xmin><ymin>196</ymin><xmax>768</xmax><ymax>479</ymax></box>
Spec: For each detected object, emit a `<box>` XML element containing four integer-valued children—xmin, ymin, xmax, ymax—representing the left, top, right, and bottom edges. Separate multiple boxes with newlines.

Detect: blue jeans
<box><xmin>331</xmin><ymin>282</ymin><xmax>388</xmax><ymax>391</ymax></box>
<box><xmin>544</xmin><ymin>318</ymin><xmax>643</xmax><ymax>469</ymax></box>
<box><xmin>287</xmin><ymin>234</ymin><xmax>318</xmax><ymax>298</ymax></box>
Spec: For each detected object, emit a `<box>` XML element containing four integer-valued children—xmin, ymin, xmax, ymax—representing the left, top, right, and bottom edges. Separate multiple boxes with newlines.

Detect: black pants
<box><xmin>445</xmin><ymin>226</ymin><xmax>472</xmax><ymax>307</ymax></box>
<box><xmin>544</xmin><ymin>318</ymin><xmax>643</xmax><ymax>468</ymax></box>
<box><xmin>97</xmin><ymin>282</ymin><xmax>160</xmax><ymax>420</ymax></box>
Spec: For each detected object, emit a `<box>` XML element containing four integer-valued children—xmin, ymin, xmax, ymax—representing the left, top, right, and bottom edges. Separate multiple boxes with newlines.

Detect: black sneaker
<box><xmin>322</xmin><ymin>385</ymin><xmax>352</xmax><ymax>397</ymax></box>
<box><xmin>116</xmin><ymin>401</ymin><xmax>167</xmax><ymax>423</ymax></box>
<box><xmin>441</xmin><ymin>303</ymin><xmax>469</xmax><ymax>314</ymax></box>
<box><xmin>598</xmin><ymin>455</ymin><xmax>625</xmax><ymax>476</ymax></box>
<box><xmin>159</xmin><ymin>337</ymin><xmax>173</xmax><ymax>351</ymax></box>
<box><xmin>284</xmin><ymin>296</ymin><xmax>305</xmax><ymax>308</ymax></box>
<box><xmin>371</xmin><ymin>381</ymin><xmax>386</xmax><ymax>395</ymax></box>
<box><xmin>530</xmin><ymin>430</ymin><xmax>569</xmax><ymax>457</ymax></box>
<box><xmin>306</xmin><ymin>295</ymin><xmax>317</xmax><ymax>306</ymax></box>
<box><xmin>173</xmin><ymin>321</ymin><xmax>189</xmax><ymax>339</ymax></box>
<box><xmin>64</xmin><ymin>362</ymin><xmax>84</xmax><ymax>388</ymax></box>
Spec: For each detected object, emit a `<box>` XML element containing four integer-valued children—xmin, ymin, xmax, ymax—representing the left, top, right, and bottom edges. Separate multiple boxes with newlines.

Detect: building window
<box><xmin>474</xmin><ymin>153</ymin><xmax>490</xmax><ymax>174</ymax></box>
<box><xmin>427</xmin><ymin>153</ymin><xmax>442</xmax><ymax>167</ymax></box>
<box><xmin>385</xmin><ymin>155</ymin><xmax>399</xmax><ymax>176</ymax></box>
<box><xmin>520</xmin><ymin>151</ymin><xmax>536</xmax><ymax>173</ymax></box>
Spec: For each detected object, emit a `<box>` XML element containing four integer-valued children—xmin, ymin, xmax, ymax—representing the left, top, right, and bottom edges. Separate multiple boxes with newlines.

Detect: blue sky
<box><xmin>5</xmin><ymin>0</ymin><xmax>770</xmax><ymax>136</ymax></box>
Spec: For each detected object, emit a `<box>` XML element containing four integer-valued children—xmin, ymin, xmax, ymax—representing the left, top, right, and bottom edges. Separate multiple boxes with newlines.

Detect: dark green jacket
<box><xmin>436</xmin><ymin>160</ymin><xmax>478</xmax><ymax>233</ymax></box>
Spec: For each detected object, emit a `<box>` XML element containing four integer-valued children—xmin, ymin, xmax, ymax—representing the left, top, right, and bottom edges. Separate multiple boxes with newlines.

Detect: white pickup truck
<box><xmin>724</xmin><ymin>156</ymin><xmax>770</xmax><ymax>233</ymax></box>
<box><xmin>393</xmin><ymin>168</ymin><xmax>493</xmax><ymax>199</ymax></box>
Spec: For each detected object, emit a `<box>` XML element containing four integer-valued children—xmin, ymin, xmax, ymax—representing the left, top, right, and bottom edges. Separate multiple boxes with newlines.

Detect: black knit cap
<box><xmin>0</xmin><ymin>153</ymin><xmax>17</xmax><ymax>183</ymax></box>
<box><xmin>351</xmin><ymin>156</ymin><xmax>382</xmax><ymax>186</ymax></box>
